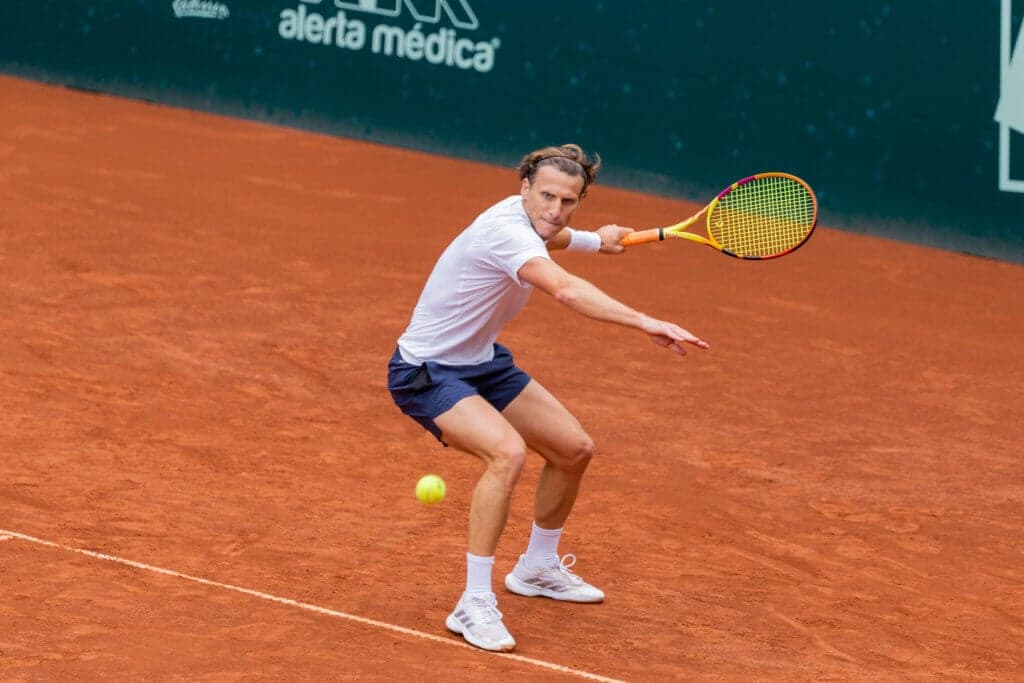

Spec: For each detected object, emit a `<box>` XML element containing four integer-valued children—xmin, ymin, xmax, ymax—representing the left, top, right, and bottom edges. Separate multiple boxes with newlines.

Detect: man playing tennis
<box><xmin>387</xmin><ymin>143</ymin><xmax>708</xmax><ymax>652</ymax></box>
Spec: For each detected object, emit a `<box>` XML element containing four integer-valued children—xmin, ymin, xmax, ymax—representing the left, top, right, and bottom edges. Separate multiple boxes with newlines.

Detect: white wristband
<box><xmin>565</xmin><ymin>228</ymin><xmax>602</xmax><ymax>253</ymax></box>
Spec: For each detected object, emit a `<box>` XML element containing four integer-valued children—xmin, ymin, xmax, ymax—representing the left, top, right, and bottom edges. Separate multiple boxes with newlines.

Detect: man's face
<box><xmin>520</xmin><ymin>165</ymin><xmax>585</xmax><ymax>241</ymax></box>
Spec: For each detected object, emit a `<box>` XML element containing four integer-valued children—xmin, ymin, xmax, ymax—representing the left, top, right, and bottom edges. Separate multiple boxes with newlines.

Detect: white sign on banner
<box><xmin>995</xmin><ymin>16</ymin><xmax>1024</xmax><ymax>132</ymax></box>
<box><xmin>997</xmin><ymin>2</ymin><xmax>1024</xmax><ymax>192</ymax></box>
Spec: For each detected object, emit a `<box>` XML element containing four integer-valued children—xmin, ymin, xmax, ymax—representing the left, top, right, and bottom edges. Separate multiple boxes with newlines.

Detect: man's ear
<box><xmin>520</xmin><ymin>177</ymin><xmax>531</xmax><ymax>195</ymax></box>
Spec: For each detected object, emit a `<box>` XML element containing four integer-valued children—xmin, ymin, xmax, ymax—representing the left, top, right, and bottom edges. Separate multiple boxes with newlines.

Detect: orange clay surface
<box><xmin>1</xmin><ymin>75</ymin><xmax>1023</xmax><ymax>681</ymax></box>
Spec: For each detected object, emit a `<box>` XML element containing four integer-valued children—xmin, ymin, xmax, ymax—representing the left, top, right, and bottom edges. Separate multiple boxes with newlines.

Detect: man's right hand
<box><xmin>596</xmin><ymin>224</ymin><xmax>634</xmax><ymax>254</ymax></box>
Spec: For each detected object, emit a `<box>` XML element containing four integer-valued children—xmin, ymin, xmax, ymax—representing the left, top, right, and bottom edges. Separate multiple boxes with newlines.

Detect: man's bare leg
<box><xmin>435</xmin><ymin>395</ymin><xmax>527</xmax><ymax>652</ymax></box>
<box><xmin>435</xmin><ymin>394</ymin><xmax>527</xmax><ymax>556</ymax></box>
<box><xmin>499</xmin><ymin>380</ymin><xmax>605</xmax><ymax>603</ymax></box>
<box><xmin>501</xmin><ymin>380</ymin><xmax>594</xmax><ymax>530</ymax></box>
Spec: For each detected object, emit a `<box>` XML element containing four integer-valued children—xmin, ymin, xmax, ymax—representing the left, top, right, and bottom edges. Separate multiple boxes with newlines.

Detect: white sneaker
<box><xmin>445</xmin><ymin>591</ymin><xmax>516</xmax><ymax>652</ymax></box>
<box><xmin>504</xmin><ymin>553</ymin><xmax>605</xmax><ymax>603</ymax></box>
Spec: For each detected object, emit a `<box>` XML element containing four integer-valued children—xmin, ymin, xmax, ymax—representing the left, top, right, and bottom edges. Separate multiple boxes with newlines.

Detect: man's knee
<box><xmin>559</xmin><ymin>434</ymin><xmax>595</xmax><ymax>471</ymax></box>
<box><xmin>489</xmin><ymin>440</ymin><xmax>527</xmax><ymax>488</ymax></box>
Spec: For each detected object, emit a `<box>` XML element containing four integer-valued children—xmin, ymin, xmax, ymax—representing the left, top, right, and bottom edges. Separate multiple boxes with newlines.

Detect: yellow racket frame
<box><xmin>621</xmin><ymin>172</ymin><xmax>819</xmax><ymax>259</ymax></box>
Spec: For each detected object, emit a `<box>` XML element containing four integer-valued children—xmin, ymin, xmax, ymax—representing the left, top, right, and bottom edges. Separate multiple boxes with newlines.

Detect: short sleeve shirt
<box><xmin>397</xmin><ymin>195</ymin><xmax>550</xmax><ymax>365</ymax></box>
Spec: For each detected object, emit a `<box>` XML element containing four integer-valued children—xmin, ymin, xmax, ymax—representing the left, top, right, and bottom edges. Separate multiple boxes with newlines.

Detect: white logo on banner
<box><xmin>333</xmin><ymin>0</ymin><xmax>478</xmax><ymax>30</ymax></box>
<box><xmin>277</xmin><ymin>0</ymin><xmax>500</xmax><ymax>73</ymax></box>
<box><xmin>996</xmin><ymin>0</ymin><xmax>1024</xmax><ymax>192</ymax></box>
<box><xmin>172</xmin><ymin>0</ymin><xmax>230</xmax><ymax>20</ymax></box>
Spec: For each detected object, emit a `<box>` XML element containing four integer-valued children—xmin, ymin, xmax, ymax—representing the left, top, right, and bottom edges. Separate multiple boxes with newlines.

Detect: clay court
<box><xmin>2</xmin><ymin>75</ymin><xmax>1023</xmax><ymax>680</ymax></box>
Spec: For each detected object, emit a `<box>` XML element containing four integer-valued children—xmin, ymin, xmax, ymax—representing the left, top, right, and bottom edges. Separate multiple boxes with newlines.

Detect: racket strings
<box><xmin>710</xmin><ymin>176</ymin><xmax>816</xmax><ymax>257</ymax></box>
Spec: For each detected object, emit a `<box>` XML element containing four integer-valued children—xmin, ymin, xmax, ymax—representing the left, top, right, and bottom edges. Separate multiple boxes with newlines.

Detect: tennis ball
<box><xmin>415</xmin><ymin>474</ymin><xmax>446</xmax><ymax>504</ymax></box>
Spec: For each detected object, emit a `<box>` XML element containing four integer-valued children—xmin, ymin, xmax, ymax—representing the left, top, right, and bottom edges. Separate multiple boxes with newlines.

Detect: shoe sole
<box><xmin>445</xmin><ymin>613</ymin><xmax>516</xmax><ymax>652</ymax></box>
<box><xmin>504</xmin><ymin>572</ymin><xmax>605</xmax><ymax>603</ymax></box>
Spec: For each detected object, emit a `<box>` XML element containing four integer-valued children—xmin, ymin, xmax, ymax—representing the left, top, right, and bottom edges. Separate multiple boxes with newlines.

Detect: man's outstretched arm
<box><xmin>518</xmin><ymin>256</ymin><xmax>709</xmax><ymax>355</ymax></box>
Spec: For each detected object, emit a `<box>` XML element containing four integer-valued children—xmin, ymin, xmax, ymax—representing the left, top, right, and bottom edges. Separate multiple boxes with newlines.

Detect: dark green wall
<box><xmin>2</xmin><ymin>1</ymin><xmax>1021</xmax><ymax>262</ymax></box>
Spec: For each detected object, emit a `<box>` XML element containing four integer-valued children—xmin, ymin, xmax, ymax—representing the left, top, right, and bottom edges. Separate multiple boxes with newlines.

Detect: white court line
<box><xmin>0</xmin><ymin>528</ymin><xmax>625</xmax><ymax>683</ymax></box>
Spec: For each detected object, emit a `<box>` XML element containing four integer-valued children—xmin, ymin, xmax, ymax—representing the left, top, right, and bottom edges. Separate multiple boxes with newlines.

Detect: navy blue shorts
<box><xmin>387</xmin><ymin>343</ymin><xmax>532</xmax><ymax>444</ymax></box>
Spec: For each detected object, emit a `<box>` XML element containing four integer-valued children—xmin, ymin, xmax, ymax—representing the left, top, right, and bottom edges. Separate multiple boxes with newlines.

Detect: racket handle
<box><xmin>620</xmin><ymin>228</ymin><xmax>664</xmax><ymax>246</ymax></box>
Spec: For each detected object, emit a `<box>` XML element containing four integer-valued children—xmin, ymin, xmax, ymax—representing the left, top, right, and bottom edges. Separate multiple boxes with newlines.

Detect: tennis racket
<box><xmin>621</xmin><ymin>172</ymin><xmax>818</xmax><ymax>259</ymax></box>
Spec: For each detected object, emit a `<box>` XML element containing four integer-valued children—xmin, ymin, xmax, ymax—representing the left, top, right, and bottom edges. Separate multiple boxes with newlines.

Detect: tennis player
<box><xmin>387</xmin><ymin>143</ymin><xmax>708</xmax><ymax>652</ymax></box>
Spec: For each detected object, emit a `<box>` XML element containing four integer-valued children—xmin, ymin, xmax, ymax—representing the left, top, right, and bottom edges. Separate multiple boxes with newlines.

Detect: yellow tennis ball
<box><xmin>415</xmin><ymin>474</ymin><xmax>446</xmax><ymax>504</ymax></box>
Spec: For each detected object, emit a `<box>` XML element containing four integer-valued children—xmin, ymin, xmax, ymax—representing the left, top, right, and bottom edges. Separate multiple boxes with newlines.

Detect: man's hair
<box><xmin>517</xmin><ymin>144</ymin><xmax>602</xmax><ymax>197</ymax></box>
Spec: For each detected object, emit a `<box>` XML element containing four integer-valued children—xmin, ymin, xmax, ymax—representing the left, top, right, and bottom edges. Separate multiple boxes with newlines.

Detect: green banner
<box><xmin>2</xmin><ymin>1</ymin><xmax>1021</xmax><ymax>261</ymax></box>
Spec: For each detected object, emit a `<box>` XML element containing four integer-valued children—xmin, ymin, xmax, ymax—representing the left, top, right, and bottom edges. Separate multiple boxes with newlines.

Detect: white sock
<box><xmin>524</xmin><ymin>522</ymin><xmax>562</xmax><ymax>569</ymax></box>
<box><xmin>465</xmin><ymin>553</ymin><xmax>494</xmax><ymax>596</ymax></box>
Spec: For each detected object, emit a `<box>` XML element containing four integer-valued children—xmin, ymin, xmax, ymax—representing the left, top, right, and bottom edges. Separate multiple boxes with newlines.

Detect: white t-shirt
<box><xmin>397</xmin><ymin>195</ymin><xmax>551</xmax><ymax>365</ymax></box>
